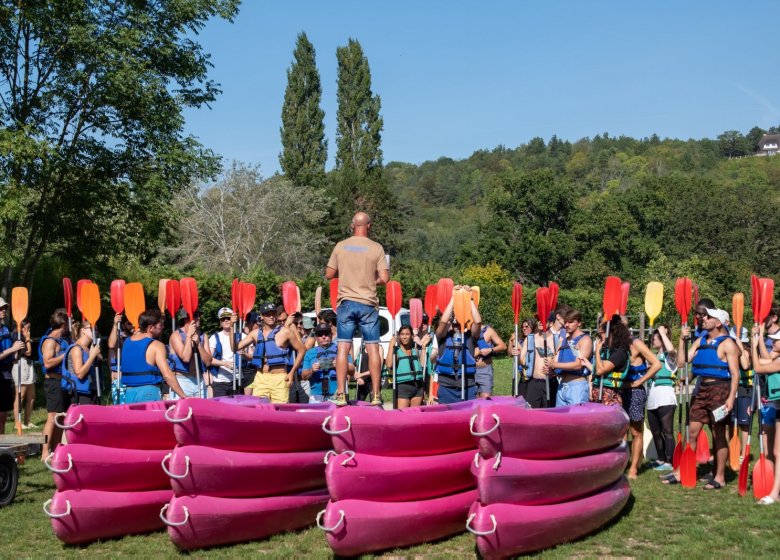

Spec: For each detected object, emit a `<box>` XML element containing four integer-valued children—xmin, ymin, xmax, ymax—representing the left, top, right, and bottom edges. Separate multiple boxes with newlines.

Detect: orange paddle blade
<box><xmin>11</xmin><ymin>287</ymin><xmax>28</xmax><ymax>329</ymax></box>
<box><xmin>672</xmin><ymin>433</ymin><xmax>682</xmax><ymax>470</ymax></box>
<box><xmin>512</xmin><ymin>282</ymin><xmax>523</xmax><ymax>323</ymax></box>
<box><xmin>295</xmin><ymin>285</ymin><xmax>301</xmax><ymax>313</ymax></box>
<box><xmin>76</xmin><ymin>279</ymin><xmax>92</xmax><ymax>317</ymax></box>
<box><xmin>437</xmin><ymin>278</ymin><xmax>454</xmax><ymax>313</ymax></box>
<box><xmin>81</xmin><ymin>283</ymin><xmax>101</xmax><ymax>327</ymax></box>
<box><xmin>329</xmin><ymin>278</ymin><xmax>339</xmax><ymax>310</ymax></box>
<box><xmin>753</xmin><ymin>456</ymin><xmax>775</xmax><ymax>499</ymax></box>
<box><xmin>409</xmin><ymin>298</ymin><xmax>423</xmax><ymax>330</ymax></box>
<box><xmin>124</xmin><ymin>283</ymin><xmax>145</xmax><ymax>329</ymax></box>
<box><xmin>111</xmin><ymin>280</ymin><xmax>125</xmax><ymax>315</ymax></box>
<box><xmin>696</xmin><ymin>429</ymin><xmax>710</xmax><ymax>464</ymax></box>
<box><xmin>62</xmin><ymin>278</ymin><xmax>73</xmax><ymax>318</ymax></box>
<box><xmin>453</xmin><ymin>288</ymin><xmax>470</xmax><ymax>328</ymax></box>
<box><xmin>314</xmin><ymin>286</ymin><xmax>322</xmax><ymax>316</ymax></box>
<box><xmin>680</xmin><ymin>445</ymin><xmax>697</xmax><ymax>488</ymax></box>
<box><xmin>158</xmin><ymin>279</ymin><xmax>169</xmax><ymax>314</ymax></box>
<box><xmin>282</xmin><ymin>281</ymin><xmax>298</xmax><ymax>315</ymax></box>
<box><xmin>732</xmin><ymin>293</ymin><xmax>744</xmax><ymax>337</ymax></box>
<box><xmin>729</xmin><ymin>429</ymin><xmax>741</xmax><ymax>472</ymax></box>
<box><xmin>386</xmin><ymin>281</ymin><xmax>402</xmax><ymax>317</ymax></box>
<box><xmin>470</xmin><ymin>286</ymin><xmax>480</xmax><ymax>309</ymax></box>
<box><xmin>738</xmin><ymin>442</ymin><xmax>752</xmax><ymax>496</ymax></box>
<box><xmin>751</xmin><ymin>274</ymin><xmax>761</xmax><ymax>324</ymax></box>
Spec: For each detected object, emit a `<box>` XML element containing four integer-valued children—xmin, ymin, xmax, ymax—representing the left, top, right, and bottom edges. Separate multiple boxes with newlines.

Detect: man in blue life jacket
<box><xmin>40</xmin><ymin>309</ymin><xmax>71</xmax><ymax>459</ymax></box>
<box><xmin>0</xmin><ymin>298</ymin><xmax>26</xmax><ymax>434</ymax></box>
<box><xmin>546</xmin><ymin>308</ymin><xmax>593</xmax><ymax>407</ymax></box>
<box><xmin>303</xmin><ymin>323</ymin><xmax>354</xmax><ymax>401</ymax></box>
<box><xmin>326</xmin><ymin>212</ymin><xmax>389</xmax><ymax>407</ymax></box>
<box><xmin>670</xmin><ymin>308</ymin><xmax>739</xmax><ymax>489</ymax></box>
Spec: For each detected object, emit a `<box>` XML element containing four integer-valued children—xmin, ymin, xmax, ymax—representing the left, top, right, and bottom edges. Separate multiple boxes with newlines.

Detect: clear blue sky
<box><xmin>183</xmin><ymin>1</ymin><xmax>780</xmax><ymax>174</ymax></box>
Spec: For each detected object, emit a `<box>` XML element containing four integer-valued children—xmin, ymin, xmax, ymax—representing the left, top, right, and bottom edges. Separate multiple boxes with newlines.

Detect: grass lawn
<box><xmin>1</xmin><ymin>358</ymin><xmax>776</xmax><ymax>558</ymax></box>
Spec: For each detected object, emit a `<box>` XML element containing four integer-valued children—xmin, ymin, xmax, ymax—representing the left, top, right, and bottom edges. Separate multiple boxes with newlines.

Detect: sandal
<box><xmin>757</xmin><ymin>496</ymin><xmax>777</xmax><ymax>505</ymax></box>
<box><xmin>703</xmin><ymin>480</ymin><xmax>723</xmax><ymax>490</ymax></box>
<box><xmin>661</xmin><ymin>474</ymin><xmax>680</xmax><ymax>485</ymax></box>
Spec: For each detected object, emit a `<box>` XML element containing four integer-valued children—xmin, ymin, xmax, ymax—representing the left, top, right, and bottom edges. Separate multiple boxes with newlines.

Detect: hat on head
<box><xmin>259</xmin><ymin>302</ymin><xmax>276</xmax><ymax>315</ymax></box>
<box><xmin>302</xmin><ymin>316</ymin><xmax>315</xmax><ymax>330</ymax></box>
<box><xmin>314</xmin><ymin>323</ymin><xmax>331</xmax><ymax>335</ymax></box>
<box><xmin>704</xmin><ymin>308</ymin><xmax>729</xmax><ymax>327</ymax></box>
<box><xmin>0</xmin><ymin>297</ymin><xmax>7</xmax><ymax>308</ymax></box>
<box><xmin>217</xmin><ymin>307</ymin><xmax>233</xmax><ymax>319</ymax></box>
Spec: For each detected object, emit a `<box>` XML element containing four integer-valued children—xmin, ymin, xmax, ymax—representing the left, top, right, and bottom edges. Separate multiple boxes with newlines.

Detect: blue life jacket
<box><xmin>476</xmin><ymin>326</ymin><xmax>492</xmax><ymax>351</ymax></box>
<box><xmin>61</xmin><ymin>344</ymin><xmax>94</xmax><ymax>395</ymax></box>
<box><xmin>208</xmin><ymin>331</ymin><xmax>224</xmax><ymax>375</ymax></box>
<box><xmin>517</xmin><ymin>334</ymin><xmax>536</xmax><ymax>380</ymax></box>
<box><xmin>251</xmin><ymin>326</ymin><xmax>288</xmax><ymax>369</ymax></box>
<box><xmin>627</xmin><ymin>340</ymin><xmax>648</xmax><ymax>381</ymax></box>
<box><xmin>555</xmin><ymin>333</ymin><xmax>590</xmax><ymax>377</ymax></box>
<box><xmin>691</xmin><ymin>335</ymin><xmax>730</xmax><ymax>379</ymax></box>
<box><xmin>120</xmin><ymin>337</ymin><xmax>163</xmax><ymax>387</ymax></box>
<box><xmin>435</xmin><ymin>331</ymin><xmax>476</xmax><ymax>376</ymax></box>
<box><xmin>109</xmin><ymin>332</ymin><xmax>129</xmax><ymax>373</ymax></box>
<box><xmin>0</xmin><ymin>326</ymin><xmax>13</xmax><ymax>370</ymax></box>
<box><xmin>168</xmin><ymin>329</ymin><xmax>205</xmax><ymax>375</ymax></box>
<box><xmin>38</xmin><ymin>329</ymin><xmax>69</xmax><ymax>375</ymax></box>
<box><xmin>308</xmin><ymin>343</ymin><xmax>338</xmax><ymax>396</ymax></box>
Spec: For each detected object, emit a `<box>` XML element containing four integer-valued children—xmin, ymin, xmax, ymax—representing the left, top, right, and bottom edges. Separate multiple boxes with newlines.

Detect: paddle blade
<box><xmin>295</xmin><ymin>285</ymin><xmax>301</xmax><ymax>313</ymax></box>
<box><xmin>752</xmin><ymin>456</ymin><xmax>775</xmax><ymax>499</ymax></box>
<box><xmin>157</xmin><ymin>279</ymin><xmax>169</xmax><ymax>314</ymax></box>
<box><xmin>674</xmin><ymin>278</ymin><xmax>692</xmax><ymax>326</ymax></box>
<box><xmin>729</xmin><ymin>429</ymin><xmax>742</xmax><ymax>472</ymax></box>
<box><xmin>738</xmin><ymin>443</ymin><xmax>751</xmax><ymax>496</ymax></box>
<box><xmin>453</xmin><ymin>288</ymin><xmax>470</xmax><ymax>328</ymax></box>
<box><xmin>470</xmin><ymin>286</ymin><xmax>481</xmax><ymax>310</ymax></box>
<box><xmin>410</xmin><ymin>298</ymin><xmax>423</xmax><ymax>330</ymax></box>
<box><xmin>602</xmin><ymin>276</ymin><xmax>622</xmax><ymax>320</ymax></box>
<box><xmin>180</xmin><ymin>277</ymin><xmax>198</xmax><ymax>320</ymax></box>
<box><xmin>619</xmin><ymin>282</ymin><xmax>630</xmax><ymax>315</ymax></box>
<box><xmin>386</xmin><ymin>281</ymin><xmax>402</xmax><ymax>317</ymax></box>
<box><xmin>240</xmin><ymin>282</ymin><xmax>256</xmax><ymax>319</ymax></box>
<box><xmin>672</xmin><ymin>433</ymin><xmax>682</xmax><ymax>470</ymax></box>
<box><xmin>76</xmin><ymin>279</ymin><xmax>92</xmax><ymax>317</ymax></box>
<box><xmin>680</xmin><ymin>445</ymin><xmax>697</xmax><ymax>488</ymax></box>
<box><xmin>282</xmin><ymin>281</ymin><xmax>299</xmax><ymax>315</ymax></box>
<box><xmin>751</xmin><ymin>274</ymin><xmax>760</xmax><ymax>324</ymax></box>
<box><xmin>758</xmin><ymin>278</ymin><xmax>775</xmax><ymax>325</ymax></box>
<box><xmin>231</xmin><ymin>278</ymin><xmax>240</xmax><ymax>316</ymax></box>
<box><xmin>11</xmin><ymin>287</ymin><xmax>28</xmax><ymax>328</ymax></box>
<box><xmin>536</xmin><ymin>287</ymin><xmax>551</xmax><ymax>329</ymax></box>
<box><xmin>732</xmin><ymin>293</ymin><xmax>744</xmax><ymax>337</ymax></box>
<box><xmin>548</xmin><ymin>282</ymin><xmax>559</xmax><ymax>313</ymax></box>
<box><xmin>696</xmin><ymin>429</ymin><xmax>710</xmax><ymax>464</ymax></box>
<box><xmin>124</xmin><ymin>283</ymin><xmax>145</xmax><ymax>329</ymax></box>
<box><xmin>437</xmin><ymin>278</ymin><xmax>454</xmax><ymax>313</ymax></box>
<box><xmin>644</xmin><ymin>282</ymin><xmax>664</xmax><ymax>326</ymax></box>
<box><xmin>110</xmin><ymin>280</ymin><xmax>125</xmax><ymax>315</ymax></box>
<box><xmin>329</xmin><ymin>278</ymin><xmax>339</xmax><ymax>310</ymax></box>
<box><xmin>315</xmin><ymin>286</ymin><xmax>322</xmax><ymax>316</ymax></box>
<box><xmin>165</xmin><ymin>279</ymin><xmax>181</xmax><ymax>319</ymax></box>
<box><xmin>81</xmin><ymin>282</ymin><xmax>101</xmax><ymax>327</ymax></box>
<box><xmin>62</xmin><ymin>278</ymin><xmax>73</xmax><ymax>317</ymax></box>
<box><xmin>512</xmin><ymin>282</ymin><xmax>523</xmax><ymax>323</ymax></box>
<box><xmin>424</xmin><ymin>284</ymin><xmax>438</xmax><ymax>320</ymax></box>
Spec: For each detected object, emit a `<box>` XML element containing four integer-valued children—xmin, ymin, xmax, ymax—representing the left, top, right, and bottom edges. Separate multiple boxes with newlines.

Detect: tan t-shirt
<box><xmin>327</xmin><ymin>236</ymin><xmax>388</xmax><ymax>307</ymax></box>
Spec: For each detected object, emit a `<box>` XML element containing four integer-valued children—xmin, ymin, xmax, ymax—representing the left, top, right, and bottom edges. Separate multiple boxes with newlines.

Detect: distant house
<box><xmin>758</xmin><ymin>133</ymin><xmax>780</xmax><ymax>156</ymax></box>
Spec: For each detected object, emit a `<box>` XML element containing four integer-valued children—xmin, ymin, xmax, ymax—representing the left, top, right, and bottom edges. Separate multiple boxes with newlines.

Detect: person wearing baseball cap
<box><xmin>664</xmin><ymin>307</ymin><xmax>739</xmax><ymax>489</ymax></box>
<box><xmin>302</xmin><ymin>322</ymin><xmax>354</xmax><ymax>401</ymax></box>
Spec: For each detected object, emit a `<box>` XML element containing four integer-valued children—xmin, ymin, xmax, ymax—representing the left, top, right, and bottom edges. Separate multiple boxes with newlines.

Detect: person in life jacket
<box><xmin>517</xmin><ymin>316</ymin><xmax>558</xmax><ymax>409</ymax></box>
<box><xmin>10</xmin><ymin>318</ymin><xmax>35</xmax><ymax>429</ymax></box>
<box><xmin>433</xmin><ymin>285</ymin><xmax>482</xmax><ymax>404</ymax></box>
<box><xmin>387</xmin><ymin>325</ymin><xmax>425</xmax><ymax>408</ymax></box>
<box><xmin>473</xmin><ymin>323</ymin><xmax>506</xmax><ymax>399</ymax></box>
<box><xmin>280</xmin><ymin>310</ymin><xmax>309</xmax><ymax>404</ymax></box>
<box><xmin>107</xmin><ymin>312</ymin><xmax>134</xmax><ymax>381</ymax></box>
<box><xmin>40</xmin><ymin>308</ymin><xmax>71</xmax><ymax>460</ymax></box>
<box><xmin>236</xmin><ymin>302</ymin><xmax>305</xmax><ymax>403</ymax></box>
<box><xmin>751</xmin><ymin>323</ymin><xmax>780</xmax><ymax>504</ymax></box>
<box><xmin>208</xmin><ymin>307</ymin><xmax>246</xmax><ymax>398</ymax></box>
<box><xmin>587</xmin><ymin>314</ymin><xmax>632</xmax><ymax>409</ymax></box>
<box><xmin>0</xmin><ymin>298</ymin><xmax>27</xmax><ymax>434</ymax></box>
<box><xmin>303</xmin><ymin>322</ymin><xmax>353</xmax><ymax>401</ymax></box>
<box><xmin>546</xmin><ymin>308</ymin><xmax>593</xmax><ymax>407</ymax></box>
<box><xmin>755</xmin><ymin>303</ymin><xmax>780</xmax><ymax>463</ymax></box>
<box><xmin>646</xmin><ymin>325</ymin><xmax>678</xmax><ymax>472</ymax></box>
<box><xmin>664</xmin><ymin>307</ymin><xmax>739</xmax><ymax>490</ymax></box>
<box><xmin>297</xmin><ymin>315</ymin><xmax>316</xmax><ymax>399</ymax></box>
<box><xmin>61</xmin><ymin>320</ymin><xmax>102</xmax><ymax>407</ymax></box>
<box><xmin>120</xmin><ymin>308</ymin><xmax>186</xmax><ymax>404</ymax></box>
<box><xmin>508</xmin><ymin>318</ymin><xmax>537</xmax><ymax>399</ymax></box>
<box><xmin>730</xmin><ymin>328</ymin><xmax>753</xmax><ymax>464</ymax></box>
<box><xmin>240</xmin><ymin>312</ymin><xmax>261</xmax><ymax>394</ymax></box>
<box><xmin>413</xmin><ymin>314</ymin><xmax>437</xmax><ymax>405</ymax></box>
<box><xmin>168</xmin><ymin>308</ymin><xmax>212</xmax><ymax>399</ymax></box>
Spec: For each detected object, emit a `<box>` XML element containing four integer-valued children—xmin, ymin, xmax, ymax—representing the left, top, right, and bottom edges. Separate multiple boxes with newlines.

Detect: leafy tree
<box><xmin>746</xmin><ymin>126</ymin><xmax>766</xmax><ymax>153</ymax></box>
<box><xmin>279</xmin><ymin>32</ymin><xmax>327</xmax><ymax>189</ymax></box>
<box><xmin>717</xmin><ymin>130</ymin><xmax>750</xmax><ymax>158</ymax></box>
<box><xmin>0</xmin><ymin>0</ymin><xmax>238</xmax><ymax>294</ymax></box>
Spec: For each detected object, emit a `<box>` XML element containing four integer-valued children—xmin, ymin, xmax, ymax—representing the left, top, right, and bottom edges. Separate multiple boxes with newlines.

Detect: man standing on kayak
<box><xmin>326</xmin><ymin>212</ymin><xmax>389</xmax><ymax>406</ymax></box>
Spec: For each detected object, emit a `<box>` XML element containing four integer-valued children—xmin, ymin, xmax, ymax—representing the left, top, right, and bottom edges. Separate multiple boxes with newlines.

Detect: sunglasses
<box><xmin>220</xmin><ymin>317</ymin><xmax>232</xmax><ymax>321</ymax></box>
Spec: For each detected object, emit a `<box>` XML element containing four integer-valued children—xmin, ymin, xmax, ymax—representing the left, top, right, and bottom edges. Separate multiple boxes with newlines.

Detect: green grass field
<box><xmin>1</xmin><ymin>358</ymin><xmax>776</xmax><ymax>558</ymax></box>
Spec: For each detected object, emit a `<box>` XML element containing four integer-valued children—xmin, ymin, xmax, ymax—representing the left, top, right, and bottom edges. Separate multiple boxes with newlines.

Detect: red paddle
<box><xmin>110</xmin><ymin>280</ymin><xmax>125</xmax><ymax>315</ymax></box>
<box><xmin>409</xmin><ymin>299</ymin><xmax>423</xmax><ymax>330</ymax></box>
<box><xmin>758</xmin><ymin>278</ymin><xmax>775</xmax><ymax>325</ymax></box>
<box><xmin>739</xmin><ymin>383</ymin><xmax>756</xmax><ymax>496</ymax></box>
<box><xmin>548</xmin><ymin>282</ymin><xmax>559</xmax><ymax>314</ymax></box>
<box><xmin>598</xmin><ymin>277</ymin><xmax>622</xmax><ymax>401</ymax></box>
<box><xmin>386</xmin><ymin>281</ymin><xmax>402</xmax><ymax>409</ymax></box>
<box><xmin>424</xmin><ymin>284</ymin><xmax>437</xmax><ymax>321</ymax></box>
<box><xmin>674</xmin><ymin>277</ymin><xmax>696</xmax><ymax>488</ymax></box>
<box><xmin>329</xmin><ymin>278</ymin><xmax>339</xmax><ymax>310</ymax></box>
<box><xmin>240</xmin><ymin>282</ymin><xmax>256</xmax><ymax>321</ymax></box>
<box><xmin>282</xmin><ymin>281</ymin><xmax>299</xmax><ymax>315</ymax></box>
<box><xmin>753</xmin><ymin>370</ymin><xmax>775</xmax><ymax>498</ymax></box>
<box><xmin>620</xmin><ymin>282</ymin><xmax>630</xmax><ymax>315</ymax></box>
<box><xmin>696</xmin><ymin>429</ymin><xmax>710</xmax><ymax>464</ymax></box>
<box><xmin>512</xmin><ymin>282</ymin><xmax>523</xmax><ymax>397</ymax></box>
<box><xmin>437</xmin><ymin>278</ymin><xmax>454</xmax><ymax>315</ymax></box>
<box><xmin>62</xmin><ymin>278</ymin><xmax>73</xmax><ymax>327</ymax></box>
<box><xmin>231</xmin><ymin>278</ymin><xmax>240</xmax><ymax>316</ymax></box>
<box><xmin>165</xmin><ymin>279</ymin><xmax>181</xmax><ymax>332</ymax></box>
<box><xmin>536</xmin><ymin>286</ymin><xmax>552</xmax><ymax>402</ymax></box>
<box><xmin>180</xmin><ymin>278</ymin><xmax>198</xmax><ymax>321</ymax></box>
<box><xmin>751</xmin><ymin>274</ymin><xmax>760</xmax><ymax>325</ymax></box>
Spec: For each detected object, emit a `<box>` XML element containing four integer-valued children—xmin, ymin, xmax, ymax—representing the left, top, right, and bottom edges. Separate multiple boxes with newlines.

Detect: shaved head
<box><xmin>351</xmin><ymin>212</ymin><xmax>371</xmax><ymax>227</ymax></box>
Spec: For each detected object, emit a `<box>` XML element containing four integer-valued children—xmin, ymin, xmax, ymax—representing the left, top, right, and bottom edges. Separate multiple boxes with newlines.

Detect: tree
<box><xmin>279</xmin><ymin>32</ymin><xmax>327</xmax><ymax>189</ymax></box>
<box><xmin>166</xmin><ymin>163</ymin><xmax>329</xmax><ymax>277</ymax></box>
<box><xmin>746</xmin><ymin>126</ymin><xmax>766</xmax><ymax>153</ymax></box>
<box><xmin>717</xmin><ymin>130</ymin><xmax>750</xmax><ymax>158</ymax></box>
<box><xmin>0</xmin><ymin>1</ymin><xmax>238</xmax><ymax>295</ymax></box>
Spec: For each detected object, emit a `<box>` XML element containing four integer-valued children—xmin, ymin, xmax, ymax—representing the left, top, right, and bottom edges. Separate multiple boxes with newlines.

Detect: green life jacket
<box><xmin>599</xmin><ymin>350</ymin><xmax>631</xmax><ymax>390</ymax></box>
<box><xmin>395</xmin><ymin>345</ymin><xmax>423</xmax><ymax>383</ymax></box>
<box><xmin>652</xmin><ymin>351</ymin><xmax>677</xmax><ymax>387</ymax></box>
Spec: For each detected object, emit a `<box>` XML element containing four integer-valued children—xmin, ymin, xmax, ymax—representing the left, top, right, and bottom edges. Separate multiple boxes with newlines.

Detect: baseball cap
<box><xmin>0</xmin><ymin>297</ymin><xmax>7</xmax><ymax>308</ymax></box>
<box><xmin>259</xmin><ymin>302</ymin><xmax>276</xmax><ymax>315</ymax></box>
<box><xmin>217</xmin><ymin>307</ymin><xmax>233</xmax><ymax>319</ymax></box>
<box><xmin>314</xmin><ymin>323</ymin><xmax>332</xmax><ymax>335</ymax></box>
<box><xmin>704</xmin><ymin>308</ymin><xmax>729</xmax><ymax>327</ymax></box>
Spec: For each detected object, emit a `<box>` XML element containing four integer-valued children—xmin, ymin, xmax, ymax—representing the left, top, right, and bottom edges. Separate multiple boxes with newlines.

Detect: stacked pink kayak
<box><xmin>160</xmin><ymin>398</ymin><xmax>332</xmax><ymax>550</ymax></box>
<box><xmin>45</xmin><ymin>402</ymin><xmax>175</xmax><ymax>544</ymax></box>
<box><xmin>467</xmin><ymin>401</ymin><xmax>631</xmax><ymax>558</ymax></box>
<box><xmin>319</xmin><ymin>398</ymin><xmax>522</xmax><ymax>556</ymax></box>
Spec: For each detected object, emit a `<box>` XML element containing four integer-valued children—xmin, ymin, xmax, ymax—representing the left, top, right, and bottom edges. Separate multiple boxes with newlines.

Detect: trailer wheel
<box><xmin>0</xmin><ymin>453</ymin><xmax>19</xmax><ymax>507</ymax></box>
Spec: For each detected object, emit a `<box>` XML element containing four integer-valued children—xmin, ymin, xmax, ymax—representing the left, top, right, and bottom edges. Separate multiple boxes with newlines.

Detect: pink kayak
<box><xmin>325</xmin><ymin>403</ymin><xmax>482</xmax><ymax>456</ymax></box>
<box><xmin>326</xmin><ymin>449</ymin><xmax>475</xmax><ymax>502</ymax></box>
<box><xmin>211</xmin><ymin>395</ymin><xmax>268</xmax><ymax>405</ymax></box>
<box><xmin>320</xmin><ymin>489</ymin><xmax>478</xmax><ymax>556</ymax></box>
<box><xmin>47</xmin><ymin>443</ymin><xmax>170</xmax><ymax>492</ymax></box>
<box><xmin>165</xmin><ymin>445</ymin><xmax>326</xmax><ymax>498</ymax></box>
<box><xmin>54</xmin><ymin>402</ymin><xmax>175</xmax><ymax>450</ymax></box>
<box><xmin>472</xmin><ymin>402</ymin><xmax>629</xmax><ymax>459</ymax></box>
<box><xmin>167</xmin><ymin>398</ymin><xmax>333</xmax><ymax>452</ymax></box>
<box><xmin>467</xmin><ymin>478</ymin><xmax>630</xmax><ymax>559</ymax></box>
<box><xmin>45</xmin><ymin>488</ymin><xmax>173</xmax><ymax>544</ymax></box>
<box><xmin>472</xmin><ymin>442</ymin><xmax>628</xmax><ymax>505</ymax></box>
<box><xmin>163</xmin><ymin>488</ymin><xmax>329</xmax><ymax>550</ymax></box>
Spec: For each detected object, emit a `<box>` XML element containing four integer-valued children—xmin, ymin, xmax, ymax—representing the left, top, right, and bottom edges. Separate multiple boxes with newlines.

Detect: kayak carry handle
<box><xmin>324</xmin><ymin>450</ymin><xmax>356</xmax><ymax>466</ymax></box>
<box><xmin>469</xmin><ymin>413</ymin><xmax>500</xmax><ymax>436</ymax></box>
<box><xmin>53</xmin><ymin>412</ymin><xmax>83</xmax><ymax>430</ymax></box>
<box><xmin>321</xmin><ymin>415</ymin><xmax>351</xmax><ymax>435</ymax></box>
<box><xmin>492</xmin><ymin>452</ymin><xmax>502</xmax><ymax>471</ymax></box>
<box><xmin>316</xmin><ymin>509</ymin><xmax>345</xmax><ymax>532</ymax></box>
<box><xmin>466</xmin><ymin>512</ymin><xmax>497</xmax><ymax>536</ymax></box>
<box><xmin>44</xmin><ymin>452</ymin><xmax>73</xmax><ymax>474</ymax></box>
<box><xmin>43</xmin><ymin>498</ymin><xmax>71</xmax><ymax>519</ymax></box>
<box><xmin>164</xmin><ymin>405</ymin><xmax>192</xmax><ymax>424</ymax></box>
<box><xmin>473</xmin><ymin>452</ymin><xmax>480</xmax><ymax>468</ymax></box>
<box><xmin>161</xmin><ymin>453</ymin><xmax>190</xmax><ymax>479</ymax></box>
<box><xmin>159</xmin><ymin>503</ymin><xmax>189</xmax><ymax>527</ymax></box>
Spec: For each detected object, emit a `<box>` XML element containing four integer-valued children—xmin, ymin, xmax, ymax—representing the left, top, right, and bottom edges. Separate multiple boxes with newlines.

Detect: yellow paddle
<box><xmin>644</xmin><ymin>282</ymin><xmax>664</xmax><ymax>331</ymax></box>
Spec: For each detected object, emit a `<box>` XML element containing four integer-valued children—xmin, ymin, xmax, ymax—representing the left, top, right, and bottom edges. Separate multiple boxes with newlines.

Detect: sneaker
<box><xmin>653</xmin><ymin>462</ymin><xmax>673</xmax><ymax>471</ymax></box>
<box><xmin>370</xmin><ymin>393</ymin><xmax>383</xmax><ymax>407</ymax></box>
<box><xmin>329</xmin><ymin>393</ymin><xmax>348</xmax><ymax>407</ymax></box>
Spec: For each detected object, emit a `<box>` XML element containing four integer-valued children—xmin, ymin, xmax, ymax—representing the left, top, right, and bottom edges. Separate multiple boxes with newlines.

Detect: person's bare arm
<box><xmin>632</xmin><ymin>338</ymin><xmax>661</xmax><ymax>386</ymax></box>
<box><xmin>152</xmin><ymin>341</ymin><xmax>185</xmax><ymax>398</ymax></box>
<box><xmin>42</xmin><ymin>338</ymin><xmax>65</xmax><ymax>370</ymax></box>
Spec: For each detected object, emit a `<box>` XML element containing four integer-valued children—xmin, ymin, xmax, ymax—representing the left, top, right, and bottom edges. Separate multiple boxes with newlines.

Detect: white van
<box><xmin>303</xmin><ymin>307</ymin><xmax>409</xmax><ymax>358</ymax></box>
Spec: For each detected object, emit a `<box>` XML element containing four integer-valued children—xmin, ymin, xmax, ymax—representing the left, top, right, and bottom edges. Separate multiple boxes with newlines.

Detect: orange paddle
<box><xmin>11</xmin><ymin>287</ymin><xmax>28</xmax><ymax>435</ymax></box>
<box><xmin>729</xmin><ymin>293</ymin><xmax>745</xmax><ymax>471</ymax></box>
<box><xmin>314</xmin><ymin>286</ymin><xmax>322</xmax><ymax>317</ymax></box>
<box><xmin>124</xmin><ymin>283</ymin><xmax>145</xmax><ymax>330</ymax></box>
<box><xmin>158</xmin><ymin>279</ymin><xmax>169</xmax><ymax>314</ymax></box>
<box><xmin>739</xmin><ymin>383</ymin><xmax>756</xmax><ymax>496</ymax></box>
<box><xmin>753</xmin><ymin>371</ymin><xmax>775</xmax><ymax>498</ymax></box>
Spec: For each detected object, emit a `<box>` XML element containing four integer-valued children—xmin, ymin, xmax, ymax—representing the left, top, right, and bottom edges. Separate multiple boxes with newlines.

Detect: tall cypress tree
<box><xmin>279</xmin><ymin>32</ymin><xmax>326</xmax><ymax>188</ymax></box>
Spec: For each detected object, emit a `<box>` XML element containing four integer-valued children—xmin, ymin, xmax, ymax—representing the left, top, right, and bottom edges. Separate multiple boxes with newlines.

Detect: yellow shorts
<box><xmin>250</xmin><ymin>373</ymin><xmax>289</xmax><ymax>403</ymax></box>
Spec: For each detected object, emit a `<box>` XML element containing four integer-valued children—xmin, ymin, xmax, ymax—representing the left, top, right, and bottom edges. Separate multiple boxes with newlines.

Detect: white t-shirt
<box><xmin>646</xmin><ymin>353</ymin><xmax>678</xmax><ymax>410</ymax></box>
<box><xmin>209</xmin><ymin>331</ymin><xmax>245</xmax><ymax>384</ymax></box>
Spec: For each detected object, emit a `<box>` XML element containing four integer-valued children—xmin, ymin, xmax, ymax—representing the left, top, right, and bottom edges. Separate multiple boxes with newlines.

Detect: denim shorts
<box><xmin>168</xmin><ymin>374</ymin><xmax>206</xmax><ymax>399</ymax></box>
<box><xmin>556</xmin><ymin>379</ymin><xmax>590</xmax><ymax>407</ymax></box>
<box><xmin>337</xmin><ymin>300</ymin><xmax>380</xmax><ymax>344</ymax></box>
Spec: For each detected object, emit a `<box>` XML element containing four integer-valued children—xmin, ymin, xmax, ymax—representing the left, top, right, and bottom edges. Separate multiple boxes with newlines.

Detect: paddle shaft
<box><xmin>392</xmin><ymin>316</ymin><xmax>397</xmax><ymax>409</ymax></box>
<box><xmin>461</xmin><ymin>324</ymin><xmax>466</xmax><ymax>400</ymax></box>
<box><xmin>599</xmin><ymin>321</ymin><xmax>611</xmax><ymax>401</ymax></box>
<box><xmin>544</xmin><ymin>334</ymin><xmax>550</xmax><ymax>401</ymax></box>
<box><xmin>512</xmin><ymin>322</ymin><xmax>519</xmax><ymax>398</ymax></box>
<box><xmin>683</xmin><ymin>334</ymin><xmax>690</xmax><ymax>444</ymax></box>
<box><xmin>354</xmin><ymin>339</ymin><xmax>363</xmax><ymax>401</ymax></box>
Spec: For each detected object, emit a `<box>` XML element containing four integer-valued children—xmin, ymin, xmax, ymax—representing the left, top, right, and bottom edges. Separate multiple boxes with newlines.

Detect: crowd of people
<box><xmin>2</xmin><ymin>212</ymin><xmax>780</xmax><ymax>504</ymax></box>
